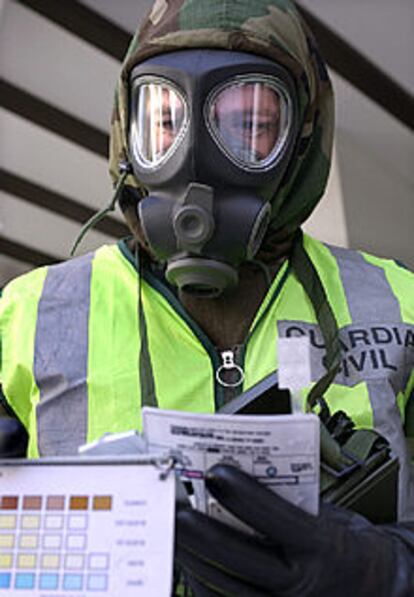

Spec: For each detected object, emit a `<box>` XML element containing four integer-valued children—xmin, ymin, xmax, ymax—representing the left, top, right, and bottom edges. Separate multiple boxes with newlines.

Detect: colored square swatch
<box><xmin>0</xmin><ymin>497</ymin><xmax>18</xmax><ymax>510</ymax></box>
<box><xmin>19</xmin><ymin>534</ymin><xmax>38</xmax><ymax>549</ymax></box>
<box><xmin>63</xmin><ymin>574</ymin><xmax>83</xmax><ymax>590</ymax></box>
<box><xmin>14</xmin><ymin>572</ymin><xmax>35</xmax><ymax>589</ymax></box>
<box><xmin>88</xmin><ymin>554</ymin><xmax>109</xmax><ymax>570</ymax></box>
<box><xmin>46</xmin><ymin>496</ymin><xmax>65</xmax><ymax>511</ymax></box>
<box><xmin>15</xmin><ymin>573</ymin><xmax>35</xmax><ymax>590</ymax></box>
<box><xmin>92</xmin><ymin>496</ymin><xmax>112</xmax><ymax>511</ymax></box>
<box><xmin>66</xmin><ymin>534</ymin><xmax>87</xmax><ymax>550</ymax></box>
<box><xmin>17</xmin><ymin>554</ymin><xmax>37</xmax><ymax>569</ymax></box>
<box><xmin>65</xmin><ymin>554</ymin><xmax>85</xmax><ymax>570</ymax></box>
<box><xmin>0</xmin><ymin>573</ymin><xmax>11</xmax><ymax>589</ymax></box>
<box><xmin>0</xmin><ymin>554</ymin><xmax>12</xmax><ymax>569</ymax></box>
<box><xmin>21</xmin><ymin>515</ymin><xmax>40</xmax><ymax>530</ymax></box>
<box><xmin>22</xmin><ymin>496</ymin><xmax>42</xmax><ymax>510</ymax></box>
<box><xmin>87</xmin><ymin>574</ymin><xmax>108</xmax><ymax>591</ymax></box>
<box><xmin>68</xmin><ymin>515</ymin><xmax>87</xmax><ymax>530</ymax></box>
<box><xmin>0</xmin><ymin>535</ymin><xmax>14</xmax><ymax>549</ymax></box>
<box><xmin>0</xmin><ymin>515</ymin><xmax>16</xmax><ymax>529</ymax></box>
<box><xmin>41</xmin><ymin>554</ymin><xmax>60</xmax><ymax>569</ymax></box>
<box><xmin>43</xmin><ymin>534</ymin><xmax>62</xmax><ymax>549</ymax></box>
<box><xmin>69</xmin><ymin>496</ymin><xmax>88</xmax><ymax>510</ymax></box>
<box><xmin>39</xmin><ymin>573</ymin><xmax>59</xmax><ymax>590</ymax></box>
<box><xmin>44</xmin><ymin>515</ymin><xmax>63</xmax><ymax>530</ymax></box>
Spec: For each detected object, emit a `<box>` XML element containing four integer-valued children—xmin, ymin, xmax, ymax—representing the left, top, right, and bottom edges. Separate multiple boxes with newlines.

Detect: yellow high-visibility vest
<box><xmin>1</xmin><ymin>234</ymin><xmax>413</xmax><ymax>518</ymax></box>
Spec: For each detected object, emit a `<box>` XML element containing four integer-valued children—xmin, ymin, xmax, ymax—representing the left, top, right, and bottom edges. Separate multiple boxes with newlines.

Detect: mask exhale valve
<box><xmin>173</xmin><ymin>184</ymin><xmax>215</xmax><ymax>250</ymax></box>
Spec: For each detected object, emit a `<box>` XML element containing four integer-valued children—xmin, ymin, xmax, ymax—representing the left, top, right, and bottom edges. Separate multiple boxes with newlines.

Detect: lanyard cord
<box><xmin>70</xmin><ymin>162</ymin><xmax>132</xmax><ymax>257</ymax></box>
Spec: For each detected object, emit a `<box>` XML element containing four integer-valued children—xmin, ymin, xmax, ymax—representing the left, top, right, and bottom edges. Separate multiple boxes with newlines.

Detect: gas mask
<box><xmin>129</xmin><ymin>49</ymin><xmax>298</xmax><ymax>297</ymax></box>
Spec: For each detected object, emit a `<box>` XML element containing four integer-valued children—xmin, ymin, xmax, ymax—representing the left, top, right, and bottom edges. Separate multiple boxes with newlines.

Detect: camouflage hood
<box><xmin>109</xmin><ymin>0</ymin><xmax>334</xmax><ymax>240</ymax></box>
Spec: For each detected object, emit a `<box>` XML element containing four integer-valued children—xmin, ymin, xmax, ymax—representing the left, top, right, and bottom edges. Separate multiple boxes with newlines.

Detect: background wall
<box><xmin>299</xmin><ymin>0</ymin><xmax>414</xmax><ymax>264</ymax></box>
<box><xmin>0</xmin><ymin>0</ymin><xmax>413</xmax><ymax>287</ymax></box>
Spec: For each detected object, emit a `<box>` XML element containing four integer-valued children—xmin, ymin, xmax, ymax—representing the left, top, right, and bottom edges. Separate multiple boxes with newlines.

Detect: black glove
<box><xmin>0</xmin><ymin>417</ymin><xmax>28</xmax><ymax>457</ymax></box>
<box><xmin>175</xmin><ymin>464</ymin><xmax>414</xmax><ymax>597</ymax></box>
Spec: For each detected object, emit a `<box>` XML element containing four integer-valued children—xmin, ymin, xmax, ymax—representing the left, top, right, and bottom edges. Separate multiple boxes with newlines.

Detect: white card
<box><xmin>143</xmin><ymin>408</ymin><xmax>320</xmax><ymax>516</ymax></box>
<box><xmin>278</xmin><ymin>336</ymin><xmax>312</xmax><ymax>390</ymax></box>
<box><xmin>0</xmin><ymin>458</ymin><xmax>175</xmax><ymax>596</ymax></box>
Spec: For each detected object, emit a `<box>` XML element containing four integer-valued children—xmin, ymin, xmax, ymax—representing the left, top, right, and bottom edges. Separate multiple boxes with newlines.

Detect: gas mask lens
<box><xmin>206</xmin><ymin>77</ymin><xmax>292</xmax><ymax>169</ymax></box>
<box><xmin>130</xmin><ymin>80</ymin><xmax>188</xmax><ymax>168</ymax></box>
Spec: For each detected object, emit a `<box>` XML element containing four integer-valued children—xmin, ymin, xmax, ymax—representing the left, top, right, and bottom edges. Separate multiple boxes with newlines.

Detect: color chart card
<box><xmin>0</xmin><ymin>459</ymin><xmax>175</xmax><ymax>596</ymax></box>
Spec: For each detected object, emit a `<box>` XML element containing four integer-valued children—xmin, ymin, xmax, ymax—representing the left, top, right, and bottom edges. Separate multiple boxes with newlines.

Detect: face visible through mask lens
<box><xmin>213</xmin><ymin>83</ymin><xmax>280</xmax><ymax>161</ymax></box>
<box><xmin>131</xmin><ymin>74</ymin><xmax>292</xmax><ymax>171</ymax></box>
<box><xmin>134</xmin><ymin>82</ymin><xmax>187</xmax><ymax>167</ymax></box>
<box><xmin>207</xmin><ymin>79</ymin><xmax>291</xmax><ymax>168</ymax></box>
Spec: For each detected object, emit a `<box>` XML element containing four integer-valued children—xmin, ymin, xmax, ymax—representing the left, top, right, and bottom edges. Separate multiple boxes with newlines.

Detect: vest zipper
<box><xmin>118</xmin><ymin>240</ymin><xmax>291</xmax><ymax>412</ymax></box>
<box><xmin>216</xmin><ymin>263</ymin><xmax>291</xmax><ymax>408</ymax></box>
<box><xmin>215</xmin><ymin>347</ymin><xmax>245</xmax><ymax>408</ymax></box>
<box><xmin>144</xmin><ymin>263</ymin><xmax>290</xmax><ymax>411</ymax></box>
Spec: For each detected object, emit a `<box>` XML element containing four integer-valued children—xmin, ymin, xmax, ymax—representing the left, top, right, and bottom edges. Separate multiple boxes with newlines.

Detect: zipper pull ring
<box><xmin>216</xmin><ymin>350</ymin><xmax>244</xmax><ymax>388</ymax></box>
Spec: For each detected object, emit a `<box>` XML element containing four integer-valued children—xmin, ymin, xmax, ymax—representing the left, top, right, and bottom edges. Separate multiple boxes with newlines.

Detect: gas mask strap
<box><xmin>136</xmin><ymin>244</ymin><xmax>157</xmax><ymax>408</ymax></box>
<box><xmin>290</xmin><ymin>229</ymin><xmax>342</xmax><ymax>412</ymax></box>
<box><xmin>70</xmin><ymin>162</ymin><xmax>132</xmax><ymax>257</ymax></box>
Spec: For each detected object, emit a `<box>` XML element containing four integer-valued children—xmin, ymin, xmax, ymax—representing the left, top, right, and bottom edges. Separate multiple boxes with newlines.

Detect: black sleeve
<box><xmin>0</xmin><ymin>386</ymin><xmax>28</xmax><ymax>457</ymax></box>
<box><xmin>0</xmin><ymin>385</ymin><xmax>19</xmax><ymax>419</ymax></box>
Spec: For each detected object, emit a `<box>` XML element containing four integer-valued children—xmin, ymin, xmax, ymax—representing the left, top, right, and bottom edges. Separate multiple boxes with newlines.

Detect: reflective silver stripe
<box><xmin>366</xmin><ymin>380</ymin><xmax>414</xmax><ymax>520</ymax></box>
<box><xmin>34</xmin><ymin>253</ymin><xmax>93</xmax><ymax>456</ymax></box>
<box><xmin>328</xmin><ymin>245</ymin><xmax>413</xmax><ymax>520</ymax></box>
<box><xmin>327</xmin><ymin>245</ymin><xmax>402</xmax><ymax>322</ymax></box>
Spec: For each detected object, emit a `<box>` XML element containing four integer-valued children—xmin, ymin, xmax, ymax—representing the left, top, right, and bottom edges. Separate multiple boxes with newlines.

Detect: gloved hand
<box><xmin>175</xmin><ymin>464</ymin><xmax>414</xmax><ymax>597</ymax></box>
<box><xmin>0</xmin><ymin>417</ymin><xmax>28</xmax><ymax>457</ymax></box>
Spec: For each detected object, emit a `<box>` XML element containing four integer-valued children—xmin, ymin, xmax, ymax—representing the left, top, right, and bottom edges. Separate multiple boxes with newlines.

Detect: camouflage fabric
<box><xmin>109</xmin><ymin>0</ymin><xmax>334</xmax><ymax>240</ymax></box>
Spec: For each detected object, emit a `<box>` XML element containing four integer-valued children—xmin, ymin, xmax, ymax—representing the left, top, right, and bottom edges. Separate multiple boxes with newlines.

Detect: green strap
<box><xmin>320</xmin><ymin>425</ymin><xmax>387</xmax><ymax>494</ymax></box>
<box><xmin>290</xmin><ymin>230</ymin><xmax>342</xmax><ymax>411</ymax></box>
<box><xmin>320</xmin><ymin>423</ymin><xmax>350</xmax><ymax>471</ymax></box>
<box><xmin>345</xmin><ymin>429</ymin><xmax>385</xmax><ymax>461</ymax></box>
<box><xmin>136</xmin><ymin>248</ymin><xmax>157</xmax><ymax>408</ymax></box>
<box><xmin>405</xmin><ymin>389</ymin><xmax>414</xmax><ymax>437</ymax></box>
<box><xmin>70</xmin><ymin>164</ymin><xmax>131</xmax><ymax>257</ymax></box>
<box><xmin>321</xmin><ymin>426</ymin><xmax>383</xmax><ymax>472</ymax></box>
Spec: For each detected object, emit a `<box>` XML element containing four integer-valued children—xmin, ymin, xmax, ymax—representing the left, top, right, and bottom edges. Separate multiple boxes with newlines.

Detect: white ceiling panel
<box><xmin>0</xmin><ymin>108</ymin><xmax>121</xmax><ymax>217</ymax></box>
<box><xmin>297</xmin><ymin>0</ymin><xmax>414</xmax><ymax>94</ymax></box>
<box><xmin>331</xmin><ymin>72</ymin><xmax>414</xmax><ymax>268</ymax></box>
<box><xmin>0</xmin><ymin>0</ymin><xmax>120</xmax><ymax>132</ymax></box>
<box><xmin>79</xmin><ymin>0</ymin><xmax>153</xmax><ymax>34</ymax></box>
<box><xmin>332</xmin><ymin>71</ymin><xmax>414</xmax><ymax>182</ymax></box>
<box><xmin>0</xmin><ymin>254</ymin><xmax>32</xmax><ymax>288</ymax></box>
<box><xmin>0</xmin><ymin>190</ymin><xmax>113</xmax><ymax>259</ymax></box>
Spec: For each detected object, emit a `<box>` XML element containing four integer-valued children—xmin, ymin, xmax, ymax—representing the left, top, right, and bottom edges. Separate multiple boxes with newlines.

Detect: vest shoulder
<box><xmin>2</xmin><ymin>264</ymin><xmax>49</xmax><ymax>302</ymax></box>
<box><xmin>305</xmin><ymin>236</ymin><xmax>413</xmax><ymax>281</ymax></box>
<box><xmin>336</xmin><ymin>244</ymin><xmax>412</xmax><ymax>284</ymax></box>
<box><xmin>305</xmin><ymin>237</ymin><xmax>414</xmax><ymax>322</ymax></box>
